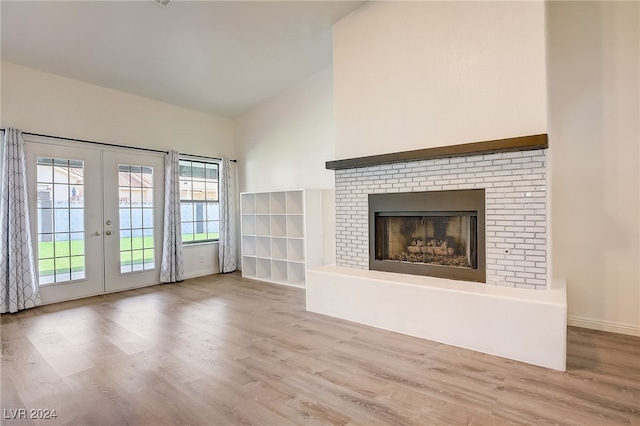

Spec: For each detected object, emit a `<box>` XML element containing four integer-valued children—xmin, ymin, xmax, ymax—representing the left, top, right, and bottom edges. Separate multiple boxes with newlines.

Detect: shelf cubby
<box><xmin>255</xmin><ymin>215</ymin><xmax>270</xmax><ymax>236</ymax></box>
<box><xmin>286</xmin><ymin>215</ymin><xmax>304</xmax><ymax>238</ymax></box>
<box><xmin>241</xmin><ymin>193</ymin><xmax>256</xmax><ymax>215</ymax></box>
<box><xmin>271</xmin><ymin>215</ymin><xmax>287</xmax><ymax>237</ymax></box>
<box><xmin>287</xmin><ymin>238</ymin><xmax>304</xmax><ymax>262</ymax></box>
<box><xmin>271</xmin><ymin>260</ymin><xmax>288</xmax><ymax>284</ymax></box>
<box><xmin>287</xmin><ymin>191</ymin><xmax>304</xmax><ymax>214</ymax></box>
<box><xmin>256</xmin><ymin>258</ymin><xmax>271</xmax><ymax>280</ymax></box>
<box><xmin>270</xmin><ymin>192</ymin><xmax>286</xmax><ymax>214</ymax></box>
<box><xmin>256</xmin><ymin>236</ymin><xmax>271</xmax><ymax>258</ymax></box>
<box><xmin>288</xmin><ymin>262</ymin><xmax>305</xmax><ymax>286</ymax></box>
<box><xmin>271</xmin><ymin>237</ymin><xmax>287</xmax><ymax>260</ymax></box>
<box><xmin>255</xmin><ymin>193</ymin><xmax>270</xmax><ymax>214</ymax></box>
<box><xmin>242</xmin><ymin>215</ymin><xmax>256</xmax><ymax>235</ymax></box>
<box><xmin>242</xmin><ymin>236</ymin><xmax>256</xmax><ymax>256</ymax></box>
<box><xmin>242</xmin><ymin>256</ymin><xmax>257</xmax><ymax>278</ymax></box>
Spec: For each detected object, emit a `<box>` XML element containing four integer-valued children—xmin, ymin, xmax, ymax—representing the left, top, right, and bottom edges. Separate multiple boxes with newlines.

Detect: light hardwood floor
<box><xmin>1</xmin><ymin>272</ymin><xmax>639</xmax><ymax>425</ymax></box>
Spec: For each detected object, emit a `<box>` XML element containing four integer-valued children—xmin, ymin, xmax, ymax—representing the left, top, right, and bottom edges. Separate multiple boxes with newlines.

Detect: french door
<box><xmin>24</xmin><ymin>137</ymin><xmax>164</xmax><ymax>304</ymax></box>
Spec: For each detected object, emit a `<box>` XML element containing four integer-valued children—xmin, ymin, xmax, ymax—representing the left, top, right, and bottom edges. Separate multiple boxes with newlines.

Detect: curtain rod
<box><xmin>0</xmin><ymin>129</ymin><xmax>237</xmax><ymax>163</ymax></box>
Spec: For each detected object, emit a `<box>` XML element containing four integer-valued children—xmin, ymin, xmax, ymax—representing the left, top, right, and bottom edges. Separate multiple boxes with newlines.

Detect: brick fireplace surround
<box><xmin>336</xmin><ymin>149</ymin><xmax>547</xmax><ymax>289</ymax></box>
<box><xmin>307</xmin><ymin>135</ymin><xmax>568</xmax><ymax>371</ymax></box>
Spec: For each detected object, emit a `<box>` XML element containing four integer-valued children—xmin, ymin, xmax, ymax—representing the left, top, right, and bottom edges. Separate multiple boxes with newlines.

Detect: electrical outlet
<box><xmin>199</xmin><ymin>255</ymin><xmax>204</xmax><ymax>264</ymax></box>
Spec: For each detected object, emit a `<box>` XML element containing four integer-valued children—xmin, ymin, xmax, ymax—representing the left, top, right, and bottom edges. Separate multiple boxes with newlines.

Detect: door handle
<box><xmin>91</xmin><ymin>231</ymin><xmax>101</xmax><ymax>236</ymax></box>
<box><xmin>105</xmin><ymin>230</ymin><xmax>112</xmax><ymax>236</ymax></box>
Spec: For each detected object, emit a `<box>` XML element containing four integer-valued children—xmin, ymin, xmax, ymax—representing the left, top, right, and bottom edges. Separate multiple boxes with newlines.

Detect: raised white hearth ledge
<box><xmin>306</xmin><ymin>265</ymin><xmax>567</xmax><ymax>371</ymax></box>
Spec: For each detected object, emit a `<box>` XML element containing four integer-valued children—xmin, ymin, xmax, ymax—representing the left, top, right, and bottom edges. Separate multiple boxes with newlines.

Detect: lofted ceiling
<box><xmin>1</xmin><ymin>0</ymin><xmax>365</xmax><ymax>118</ymax></box>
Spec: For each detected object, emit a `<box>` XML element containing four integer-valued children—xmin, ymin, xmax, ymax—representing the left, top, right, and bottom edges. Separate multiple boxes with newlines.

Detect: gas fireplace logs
<box><xmin>391</xmin><ymin>238</ymin><xmax>470</xmax><ymax>267</ymax></box>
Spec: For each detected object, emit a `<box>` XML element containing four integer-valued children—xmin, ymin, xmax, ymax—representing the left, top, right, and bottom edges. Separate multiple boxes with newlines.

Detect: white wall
<box><xmin>236</xmin><ymin>66</ymin><xmax>335</xmax><ymax>192</ymax></box>
<box><xmin>333</xmin><ymin>1</ymin><xmax>547</xmax><ymax>159</ymax></box>
<box><xmin>547</xmin><ymin>1</ymin><xmax>640</xmax><ymax>335</ymax></box>
<box><xmin>236</xmin><ymin>66</ymin><xmax>336</xmax><ymax>264</ymax></box>
<box><xmin>1</xmin><ymin>62</ymin><xmax>235</xmax><ymax>157</ymax></box>
<box><xmin>1</xmin><ymin>61</ymin><xmax>235</xmax><ymax>277</ymax></box>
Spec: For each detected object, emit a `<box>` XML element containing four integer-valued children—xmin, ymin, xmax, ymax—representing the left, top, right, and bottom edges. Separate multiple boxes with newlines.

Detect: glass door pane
<box><xmin>118</xmin><ymin>164</ymin><xmax>156</xmax><ymax>273</ymax></box>
<box><xmin>36</xmin><ymin>157</ymin><xmax>86</xmax><ymax>284</ymax></box>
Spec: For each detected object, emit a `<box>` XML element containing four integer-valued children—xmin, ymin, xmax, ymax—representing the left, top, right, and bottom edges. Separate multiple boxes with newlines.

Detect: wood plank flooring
<box><xmin>2</xmin><ymin>272</ymin><xmax>639</xmax><ymax>425</ymax></box>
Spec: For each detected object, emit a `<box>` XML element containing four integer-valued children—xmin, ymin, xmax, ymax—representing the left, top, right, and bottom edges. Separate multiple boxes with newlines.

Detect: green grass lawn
<box><xmin>38</xmin><ymin>234</ymin><xmax>218</xmax><ymax>276</ymax></box>
<box><xmin>38</xmin><ymin>237</ymin><xmax>154</xmax><ymax>276</ymax></box>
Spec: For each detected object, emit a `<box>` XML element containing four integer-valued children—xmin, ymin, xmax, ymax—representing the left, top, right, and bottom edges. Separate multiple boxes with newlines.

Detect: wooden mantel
<box><xmin>326</xmin><ymin>134</ymin><xmax>548</xmax><ymax>170</ymax></box>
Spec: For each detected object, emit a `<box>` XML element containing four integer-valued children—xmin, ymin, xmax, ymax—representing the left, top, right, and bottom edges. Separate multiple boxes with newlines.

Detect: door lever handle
<box><xmin>91</xmin><ymin>231</ymin><xmax>101</xmax><ymax>236</ymax></box>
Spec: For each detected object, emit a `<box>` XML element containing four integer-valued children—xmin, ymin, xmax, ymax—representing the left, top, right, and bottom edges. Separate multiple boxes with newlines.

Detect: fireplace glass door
<box><xmin>375</xmin><ymin>212</ymin><xmax>477</xmax><ymax>269</ymax></box>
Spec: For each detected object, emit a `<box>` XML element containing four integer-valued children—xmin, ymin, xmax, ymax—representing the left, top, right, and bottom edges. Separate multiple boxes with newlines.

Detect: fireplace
<box><xmin>369</xmin><ymin>189</ymin><xmax>485</xmax><ymax>282</ymax></box>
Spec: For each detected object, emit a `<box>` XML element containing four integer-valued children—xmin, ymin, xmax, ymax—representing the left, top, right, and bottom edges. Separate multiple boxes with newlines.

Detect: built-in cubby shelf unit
<box><xmin>240</xmin><ymin>190</ymin><xmax>322</xmax><ymax>288</ymax></box>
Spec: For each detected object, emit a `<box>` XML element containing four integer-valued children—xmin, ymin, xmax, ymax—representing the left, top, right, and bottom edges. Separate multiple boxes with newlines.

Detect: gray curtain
<box><xmin>1</xmin><ymin>129</ymin><xmax>41</xmax><ymax>313</ymax></box>
<box><xmin>218</xmin><ymin>158</ymin><xmax>236</xmax><ymax>273</ymax></box>
<box><xmin>160</xmin><ymin>150</ymin><xmax>183</xmax><ymax>282</ymax></box>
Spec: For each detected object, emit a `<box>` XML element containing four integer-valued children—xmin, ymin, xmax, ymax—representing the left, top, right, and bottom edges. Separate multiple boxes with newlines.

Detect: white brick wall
<box><xmin>335</xmin><ymin>150</ymin><xmax>548</xmax><ymax>289</ymax></box>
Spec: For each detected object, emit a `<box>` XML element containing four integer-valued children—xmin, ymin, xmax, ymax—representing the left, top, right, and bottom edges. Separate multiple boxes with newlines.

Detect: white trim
<box><xmin>182</xmin><ymin>267</ymin><xmax>219</xmax><ymax>280</ymax></box>
<box><xmin>568</xmin><ymin>316</ymin><xmax>640</xmax><ymax>337</ymax></box>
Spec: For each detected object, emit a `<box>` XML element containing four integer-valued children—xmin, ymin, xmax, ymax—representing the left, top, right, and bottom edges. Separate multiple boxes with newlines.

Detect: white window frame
<box><xmin>179</xmin><ymin>157</ymin><xmax>220</xmax><ymax>244</ymax></box>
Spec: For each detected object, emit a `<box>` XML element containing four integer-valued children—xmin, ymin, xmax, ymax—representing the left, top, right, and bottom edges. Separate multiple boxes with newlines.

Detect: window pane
<box><xmin>132</xmin><ymin>229</ymin><xmax>144</xmax><ymax>249</ymax></box>
<box><xmin>71</xmin><ymin>256</ymin><xmax>86</xmax><ymax>280</ymax></box>
<box><xmin>143</xmin><ymin>249</ymin><xmax>155</xmax><ymax>269</ymax></box>
<box><xmin>143</xmin><ymin>229</ymin><xmax>154</xmax><ymax>248</ymax></box>
<box><xmin>37</xmin><ymin>164</ymin><xmax>53</xmax><ymax>183</ymax></box>
<box><xmin>120</xmin><ymin>251</ymin><xmax>132</xmax><ymax>273</ymax></box>
<box><xmin>207</xmin><ymin>221</ymin><xmax>219</xmax><ymax>239</ymax></box>
<box><xmin>205</xmin><ymin>163</ymin><xmax>218</xmax><ymax>180</ymax></box>
<box><xmin>181</xmin><ymin>202</ymin><xmax>194</xmax><ymax>221</ymax></box>
<box><xmin>182</xmin><ymin>223</ymin><xmax>194</xmax><ymax>242</ymax></box>
<box><xmin>180</xmin><ymin>180</ymin><xmax>193</xmax><ymax>200</ymax></box>
<box><xmin>54</xmin><ymin>209</ymin><xmax>70</xmax><ymax>233</ymax></box>
<box><xmin>206</xmin><ymin>203</ymin><xmax>219</xmax><ymax>221</ymax></box>
<box><xmin>192</xmin><ymin>180</ymin><xmax>206</xmax><ymax>200</ymax></box>
<box><xmin>205</xmin><ymin>180</ymin><xmax>218</xmax><ymax>201</ymax></box>
<box><xmin>53</xmin><ymin>161</ymin><xmax>69</xmax><ymax>183</ymax></box>
<box><xmin>141</xmin><ymin>167</ymin><xmax>153</xmax><ymax>189</ymax></box>
<box><xmin>131</xmin><ymin>209</ymin><xmax>143</xmax><ymax>229</ymax></box>
<box><xmin>55</xmin><ymin>257</ymin><xmax>71</xmax><ymax>282</ymax></box>
<box><xmin>70</xmin><ymin>233</ymin><xmax>84</xmax><ymax>256</ymax></box>
<box><xmin>143</xmin><ymin>188</ymin><xmax>154</xmax><ymax>206</ymax></box>
<box><xmin>179</xmin><ymin>160</ymin><xmax>192</xmax><ymax>177</ymax></box>
<box><xmin>191</xmin><ymin>162</ymin><xmax>205</xmax><ymax>179</ymax></box>
<box><xmin>179</xmin><ymin>159</ymin><xmax>219</xmax><ymax>243</ymax></box>
<box><xmin>54</xmin><ymin>184</ymin><xmax>70</xmax><ymax>207</ymax></box>
<box><xmin>120</xmin><ymin>209</ymin><xmax>131</xmax><ymax>229</ymax></box>
<box><xmin>120</xmin><ymin>230</ymin><xmax>132</xmax><ymax>251</ymax></box>
<box><xmin>38</xmin><ymin>258</ymin><xmax>55</xmax><ymax>285</ymax></box>
<box><xmin>37</xmin><ymin>157</ymin><xmax>85</xmax><ymax>285</ymax></box>
<box><xmin>69</xmin><ymin>209</ymin><xmax>84</xmax><ymax>232</ymax></box>
<box><xmin>118</xmin><ymin>163</ymin><xmax>155</xmax><ymax>273</ymax></box>
<box><xmin>131</xmin><ymin>189</ymin><xmax>143</xmax><ymax>204</ymax></box>
<box><xmin>142</xmin><ymin>208</ymin><xmax>154</xmax><ymax>228</ymax></box>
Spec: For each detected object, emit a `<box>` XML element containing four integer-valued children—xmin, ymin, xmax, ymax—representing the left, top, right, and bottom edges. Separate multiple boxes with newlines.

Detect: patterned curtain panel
<box><xmin>160</xmin><ymin>150</ymin><xmax>183</xmax><ymax>282</ymax></box>
<box><xmin>218</xmin><ymin>158</ymin><xmax>236</xmax><ymax>273</ymax></box>
<box><xmin>1</xmin><ymin>129</ymin><xmax>41</xmax><ymax>313</ymax></box>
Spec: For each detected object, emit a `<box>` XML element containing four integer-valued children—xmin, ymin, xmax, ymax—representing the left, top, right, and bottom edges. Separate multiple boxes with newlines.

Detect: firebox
<box><xmin>369</xmin><ymin>189</ymin><xmax>485</xmax><ymax>282</ymax></box>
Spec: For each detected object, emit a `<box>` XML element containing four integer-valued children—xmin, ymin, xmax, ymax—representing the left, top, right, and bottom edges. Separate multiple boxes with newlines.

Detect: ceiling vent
<box><xmin>154</xmin><ymin>0</ymin><xmax>171</xmax><ymax>7</ymax></box>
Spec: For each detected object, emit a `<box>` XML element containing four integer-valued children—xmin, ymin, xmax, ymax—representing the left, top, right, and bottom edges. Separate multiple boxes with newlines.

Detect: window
<box><xmin>179</xmin><ymin>159</ymin><xmax>219</xmax><ymax>243</ymax></box>
<box><xmin>36</xmin><ymin>157</ymin><xmax>86</xmax><ymax>284</ymax></box>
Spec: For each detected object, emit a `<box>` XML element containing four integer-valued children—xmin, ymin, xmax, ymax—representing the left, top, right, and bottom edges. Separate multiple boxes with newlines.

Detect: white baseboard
<box><xmin>568</xmin><ymin>316</ymin><xmax>640</xmax><ymax>337</ymax></box>
<box><xmin>183</xmin><ymin>267</ymin><xmax>219</xmax><ymax>280</ymax></box>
